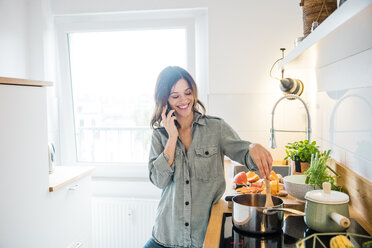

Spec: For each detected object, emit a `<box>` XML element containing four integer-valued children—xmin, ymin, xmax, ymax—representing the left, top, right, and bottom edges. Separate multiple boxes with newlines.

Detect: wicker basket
<box><xmin>300</xmin><ymin>0</ymin><xmax>337</xmax><ymax>37</ymax></box>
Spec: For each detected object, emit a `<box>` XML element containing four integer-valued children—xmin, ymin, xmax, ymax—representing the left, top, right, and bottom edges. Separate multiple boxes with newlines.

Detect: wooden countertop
<box><xmin>204</xmin><ymin>199</ymin><xmax>231</xmax><ymax>248</ymax></box>
<box><xmin>49</xmin><ymin>166</ymin><xmax>95</xmax><ymax>192</ymax></box>
<box><xmin>0</xmin><ymin>77</ymin><xmax>53</xmax><ymax>87</ymax></box>
<box><xmin>203</xmin><ymin>160</ymin><xmax>372</xmax><ymax>247</ymax></box>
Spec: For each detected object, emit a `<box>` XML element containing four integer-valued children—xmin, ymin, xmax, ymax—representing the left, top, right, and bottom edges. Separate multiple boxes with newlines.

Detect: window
<box><xmin>68</xmin><ymin>29</ymin><xmax>187</xmax><ymax>163</ymax></box>
<box><xmin>55</xmin><ymin>10</ymin><xmax>207</xmax><ymax>175</ymax></box>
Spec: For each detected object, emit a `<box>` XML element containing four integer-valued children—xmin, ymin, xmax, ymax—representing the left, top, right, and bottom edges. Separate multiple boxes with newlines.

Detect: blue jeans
<box><xmin>143</xmin><ymin>238</ymin><xmax>169</xmax><ymax>248</ymax></box>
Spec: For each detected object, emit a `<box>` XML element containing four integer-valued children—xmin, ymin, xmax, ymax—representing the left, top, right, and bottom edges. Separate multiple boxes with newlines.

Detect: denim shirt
<box><xmin>148</xmin><ymin>113</ymin><xmax>258</xmax><ymax>248</ymax></box>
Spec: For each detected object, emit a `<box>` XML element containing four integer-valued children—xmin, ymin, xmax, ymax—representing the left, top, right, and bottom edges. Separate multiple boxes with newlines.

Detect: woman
<box><xmin>144</xmin><ymin>66</ymin><xmax>273</xmax><ymax>248</ymax></box>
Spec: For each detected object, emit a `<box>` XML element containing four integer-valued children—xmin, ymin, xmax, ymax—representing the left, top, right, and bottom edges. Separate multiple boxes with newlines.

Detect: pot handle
<box><xmin>225</xmin><ymin>195</ymin><xmax>234</xmax><ymax>202</ymax></box>
<box><xmin>329</xmin><ymin>212</ymin><xmax>351</xmax><ymax>229</ymax></box>
<box><xmin>264</xmin><ymin>207</ymin><xmax>305</xmax><ymax>216</ymax></box>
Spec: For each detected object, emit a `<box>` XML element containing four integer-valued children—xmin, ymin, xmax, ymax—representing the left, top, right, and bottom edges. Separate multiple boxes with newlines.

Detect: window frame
<box><xmin>54</xmin><ymin>9</ymin><xmax>207</xmax><ymax>177</ymax></box>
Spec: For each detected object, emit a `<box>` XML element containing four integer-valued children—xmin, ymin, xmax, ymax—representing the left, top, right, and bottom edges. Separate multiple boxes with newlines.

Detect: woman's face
<box><xmin>168</xmin><ymin>78</ymin><xmax>194</xmax><ymax>118</ymax></box>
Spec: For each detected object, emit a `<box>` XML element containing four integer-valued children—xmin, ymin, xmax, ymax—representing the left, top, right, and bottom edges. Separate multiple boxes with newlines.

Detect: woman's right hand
<box><xmin>248</xmin><ymin>143</ymin><xmax>273</xmax><ymax>180</ymax></box>
<box><xmin>161</xmin><ymin>106</ymin><xmax>178</xmax><ymax>138</ymax></box>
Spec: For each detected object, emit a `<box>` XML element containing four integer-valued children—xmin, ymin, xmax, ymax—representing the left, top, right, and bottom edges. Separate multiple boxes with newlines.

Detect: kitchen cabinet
<box><xmin>49</xmin><ymin>172</ymin><xmax>93</xmax><ymax>248</ymax></box>
<box><xmin>279</xmin><ymin>0</ymin><xmax>372</xmax><ymax>69</ymax></box>
<box><xmin>0</xmin><ymin>78</ymin><xmax>93</xmax><ymax>248</ymax></box>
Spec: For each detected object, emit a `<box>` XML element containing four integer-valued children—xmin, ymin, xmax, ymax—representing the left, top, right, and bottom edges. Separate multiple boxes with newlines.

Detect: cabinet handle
<box><xmin>67</xmin><ymin>241</ymin><xmax>83</xmax><ymax>248</ymax></box>
<box><xmin>74</xmin><ymin>242</ymin><xmax>83</xmax><ymax>248</ymax></box>
<box><xmin>68</xmin><ymin>184</ymin><xmax>80</xmax><ymax>190</ymax></box>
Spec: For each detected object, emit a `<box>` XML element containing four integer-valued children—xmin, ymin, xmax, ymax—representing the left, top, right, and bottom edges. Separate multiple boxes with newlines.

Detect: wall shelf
<box><xmin>279</xmin><ymin>0</ymin><xmax>372</xmax><ymax>70</ymax></box>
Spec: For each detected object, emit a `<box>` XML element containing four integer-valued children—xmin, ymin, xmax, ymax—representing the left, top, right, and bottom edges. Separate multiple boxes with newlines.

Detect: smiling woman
<box><xmin>146</xmin><ymin>66</ymin><xmax>273</xmax><ymax>248</ymax></box>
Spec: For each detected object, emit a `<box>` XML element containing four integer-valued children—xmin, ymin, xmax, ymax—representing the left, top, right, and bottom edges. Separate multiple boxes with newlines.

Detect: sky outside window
<box><xmin>68</xmin><ymin>28</ymin><xmax>187</xmax><ymax>163</ymax></box>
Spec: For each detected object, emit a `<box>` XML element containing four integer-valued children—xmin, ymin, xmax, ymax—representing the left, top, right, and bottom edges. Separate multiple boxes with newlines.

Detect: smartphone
<box><xmin>166</xmin><ymin>104</ymin><xmax>178</xmax><ymax>126</ymax></box>
<box><xmin>166</xmin><ymin>105</ymin><xmax>175</xmax><ymax>117</ymax></box>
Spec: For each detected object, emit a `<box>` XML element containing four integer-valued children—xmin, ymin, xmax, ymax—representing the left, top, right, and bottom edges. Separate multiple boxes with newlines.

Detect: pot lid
<box><xmin>305</xmin><ymin>182</ymin><xmax>349</xmax><ymax>204</ymax></box>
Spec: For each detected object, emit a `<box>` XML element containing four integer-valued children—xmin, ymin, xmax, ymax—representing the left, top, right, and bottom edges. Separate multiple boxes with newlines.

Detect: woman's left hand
<box><xmin>248</xmin><ymin>143</ymin><xmax>273</xmax><ymax>179</ymax></box>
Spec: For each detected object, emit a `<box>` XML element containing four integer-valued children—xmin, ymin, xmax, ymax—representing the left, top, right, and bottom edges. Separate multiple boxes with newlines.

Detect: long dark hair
<box><xmin>150</xmin><ymin>66</ymin><xmax>206</xmax><ymax>129</ymax></box>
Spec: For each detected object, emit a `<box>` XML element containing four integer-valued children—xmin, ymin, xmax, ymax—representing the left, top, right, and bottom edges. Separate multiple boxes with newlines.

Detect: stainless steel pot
<box><xmin>226</xmin><ymin>194</ymin><xmax>304</xmax><ymax>234</ymax></box>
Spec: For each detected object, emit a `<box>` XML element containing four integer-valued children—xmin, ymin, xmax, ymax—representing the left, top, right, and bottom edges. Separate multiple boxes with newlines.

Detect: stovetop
<box><xmin>219</xmin><ymin>213</ymin><xmax>371</xmax><ymax>248</ymax></box>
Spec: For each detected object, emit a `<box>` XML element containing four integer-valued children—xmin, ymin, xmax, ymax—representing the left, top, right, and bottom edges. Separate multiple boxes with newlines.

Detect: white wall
<box><xmin>0</xmin><ymin>0</ymin><xmax>29</xmax><ymax>77</ymax></box>
<box><xmin>310</xmin><ymin>48</ymin><xmax>372</xmax><ymax>181</ymax></box>
<box><xmin>0</xmin><ymin>0</ymin><xmax>58</xmax><ymax>151</ymax></box>
<box><xmin>206</xmin><ymin>1</ymin><xmax>304</xmax><ymax>161</ymax></box>
<box><xmin>0</xmin><ymin>0</ymin><xmax>55</xmax><ymax>80</ymax></box>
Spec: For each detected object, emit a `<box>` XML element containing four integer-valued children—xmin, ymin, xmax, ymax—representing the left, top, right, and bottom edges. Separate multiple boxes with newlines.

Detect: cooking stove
<box><xmin>219</xmin><ymin>213</ymin><xmax>371</xmax><ymax>248</ymax></box>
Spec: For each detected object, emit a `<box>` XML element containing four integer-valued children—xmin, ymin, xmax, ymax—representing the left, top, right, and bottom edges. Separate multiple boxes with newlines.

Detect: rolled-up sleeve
<box><xmin>219</xmin><ymin>119</ymin><xmax>258</xmax><ymax>171</ymax></box>
<box><xmin>148</xmin><ymin>130</ymin><xmax>174</xmax><ymax>189</ymax></box>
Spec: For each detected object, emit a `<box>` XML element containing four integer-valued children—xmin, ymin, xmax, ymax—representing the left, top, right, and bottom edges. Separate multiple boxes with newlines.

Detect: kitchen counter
<box><xmin>203</xmin><ymin>160</ymin><xmax>372</xmax><ymax>247</ymax></box>
<box><xmin>49</xmin><ymin>165</ymin><xmax>95</xmax><ymax>192</ymax></box>
<box><xmin>0</xmin><ymin>76</ymin><xmax>53</xmax><ymax>87</ymax></box>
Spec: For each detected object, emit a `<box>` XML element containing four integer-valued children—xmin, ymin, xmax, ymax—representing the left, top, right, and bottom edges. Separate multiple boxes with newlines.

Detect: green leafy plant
<box><xmin>284</xmin><ymin>140</ymin><xmax>320</xmax><ymax>163</ymax></box>
<box><xmin>305</xmin><ymin>150</ymin><xmax>342</xmax><ymax>191</ymax></box>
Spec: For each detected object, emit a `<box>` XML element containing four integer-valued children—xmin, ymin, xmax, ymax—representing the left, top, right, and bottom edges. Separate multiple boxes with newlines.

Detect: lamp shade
<box><xmin>280</xmin><ymin>78</ymin><xmax>304</xmax><ymax>96</ymax></box>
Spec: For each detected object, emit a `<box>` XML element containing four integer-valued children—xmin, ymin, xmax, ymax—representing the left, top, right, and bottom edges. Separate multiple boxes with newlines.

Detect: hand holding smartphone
<box><xmin>162</xmin><ymin>104</ymin><xmax>179</xmax><ymax>137</ymax></box>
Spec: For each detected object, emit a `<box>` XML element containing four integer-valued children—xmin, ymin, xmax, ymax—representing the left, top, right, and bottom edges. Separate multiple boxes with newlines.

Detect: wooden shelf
<box><xmin>0</xmin><ymin>77</ymin><xmax>53</xmax><ymax>87</ymax></box>
<box><xmin>279</xmin><ymin>0</ymin><xmax>372</xmax><ymax>70</ymax></box>
<box><xmin>49</xmin><ymin>166</ymin><xmax>95</xmax><ymax>192</ymax></box>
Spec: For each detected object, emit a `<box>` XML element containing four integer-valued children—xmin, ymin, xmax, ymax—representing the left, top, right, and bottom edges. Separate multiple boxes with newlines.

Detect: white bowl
<box><xmin>283</xmin><ymin>175</ymin><xmax>317</xmax><ymax>202</ymax></box>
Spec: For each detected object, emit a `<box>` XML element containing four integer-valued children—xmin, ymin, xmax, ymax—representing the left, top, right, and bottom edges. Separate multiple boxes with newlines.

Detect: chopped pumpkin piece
<box><xmin>248</xmin><ymin>174</ymin><xmax>260</xmax><ymax>183</ymax></box>
<box><xmin>269</xmin><ymin>170</ymin><xmax>279</xmax><ymax>182</ymax></box>
<box><xmin>270</xmin><ymin>180</ymin><xmax>279</xmax><ymax>195</ymax></box>
<box><xmin>236</xmin><ymin>186</ymin><xmax>263</xmax><ymax>194</ymax></box>
<box><xmin>246</xmin><ymin>171</ymin><xmax>256</xmax><ymax>178</ymax></box>
<box><xmin>251</xmin><ymin>180</ymin><xmax>263</xmax><ymax>188</ymax></box>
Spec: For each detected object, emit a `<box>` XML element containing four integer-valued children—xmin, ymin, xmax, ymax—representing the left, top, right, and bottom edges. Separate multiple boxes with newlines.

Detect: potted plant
<box><xmin>305</xmin><ymin>150</ymin><xmax>342</xmax><ymax>191</ymax></box>
<box><xmin>284</xmin><ymin>140</ymin><xmax>320</xmax><ymax>175</ymax></box>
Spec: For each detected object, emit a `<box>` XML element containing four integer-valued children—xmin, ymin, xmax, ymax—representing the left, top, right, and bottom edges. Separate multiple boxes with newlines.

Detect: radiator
<box><xmin>92</xmin><ymin>197</ymin><xmax>159</xmax><ymax>248</ymax></box>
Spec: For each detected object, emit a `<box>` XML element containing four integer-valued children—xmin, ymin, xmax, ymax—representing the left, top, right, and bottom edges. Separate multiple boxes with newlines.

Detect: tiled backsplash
<box><xmin>311</xmin><ymin>47</ymin><xmax>372</xmax><ymax>182</ymax></box>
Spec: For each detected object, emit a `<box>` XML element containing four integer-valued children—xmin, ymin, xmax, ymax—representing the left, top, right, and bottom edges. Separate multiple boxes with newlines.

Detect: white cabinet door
<box><xmin>48</xmin><ymin>176</ymin><xmax>92</xmax><ymax>248</ymax></box>
<box><xmin>0</xmin><ymin>84</ymin><xmax>50</xmax><ymax>248</ymax></box>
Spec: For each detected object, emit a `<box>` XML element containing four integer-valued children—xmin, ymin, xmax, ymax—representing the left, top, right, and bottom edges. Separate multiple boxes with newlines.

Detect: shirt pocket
<box><xmin>194</xmin><ymin>145</ymin><xmax>218</xmax><ymax>182</ymax></box>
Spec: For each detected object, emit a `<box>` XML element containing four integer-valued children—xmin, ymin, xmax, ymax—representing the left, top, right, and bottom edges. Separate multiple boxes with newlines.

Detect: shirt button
<box><xmin>186</xmin><ymin>180</ymin><xmax>189</xmax><ymax>184</ymax></box>
<box><xmin>185</xmin><ymin>222</ymin><xmax>189</xmax><ymax>226</ymax></box>
<box><xmin>185</xmin><ymin>201</ymin><xmax>189</xmax><ymax>205</ymax></box>
<box><xmin>205</xmin><ymin>151</ymin><xmax>209</xmax><ymax>155</ymax></box>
